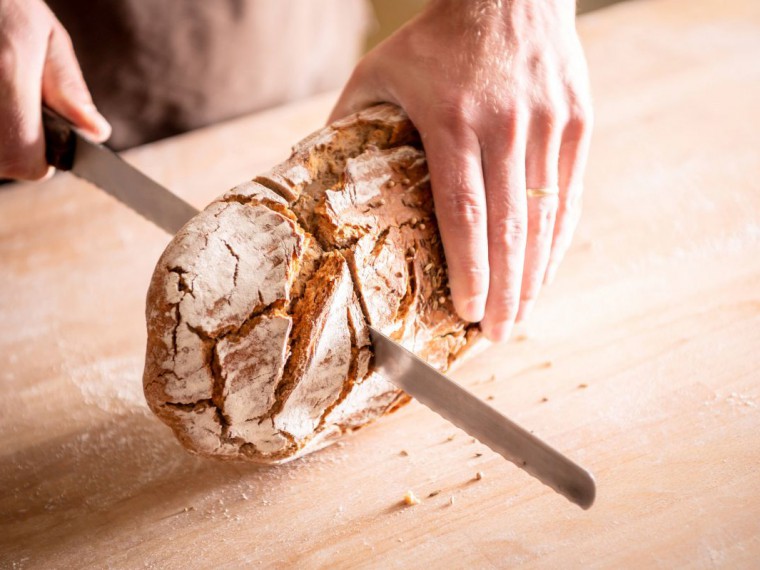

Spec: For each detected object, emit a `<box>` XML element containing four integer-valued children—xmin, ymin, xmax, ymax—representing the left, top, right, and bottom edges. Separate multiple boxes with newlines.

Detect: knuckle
<box><xmin>492</xmin><ymin>215</ymin><xmax>527</xmax><ymax>248</ymax></box>
<box><xmin>530</xmin><ymin>201</ymin><xmax>558</xmax><ymax>234</ymax></box>
<box><xmin>565</xmin><ymin>96</ymin><xmax>594</xmax><ymax>135</ymax></box>
<box><xmin>487</xmin><ymin>293</ymin><xmax>520</xmax><ymax>324</ymax></box>
<box><xmin>0</xmin><ymin>45</ymin><xmax>18</xmax><ymax>78</ymax></box>
<box><xmin>432</xmin><ymin>98</ymin><xmax>475</xmax><ymax>134</ymax></box>
<box><xmin>456</xmin><ymin>263</ymin><xmax>489</xmax><ymax>291</ymax></box>
<box><xmin>488</xmin><ymin>112</ymin><xmax>525</xmax><ymax>145</ymax></box>
<box><xmin>444</xmin><ymin>188</ymin><xmax>486</xmax><ymax>228</ymax></box>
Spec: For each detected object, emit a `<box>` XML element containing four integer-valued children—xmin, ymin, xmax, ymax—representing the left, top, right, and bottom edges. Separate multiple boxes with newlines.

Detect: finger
<box><xmin>0</xmin><ymin>32</ymin><xmax>47</xmax><ymax>180</ymax></box>
<box><xmin>544</xmin><ymin>107</ymin><xmax>592</xmax><ymax>284</ymax></box>
<box><xmin>42</xmin><ymin>23</ymin><xmax>110</xmax><ymax>142</ymax></box>
<box><xmin>417</xmin><ymin>109</ymin><xmax>489</xmax><ymax>322</ymax></box>
<box><xmin>479</xmin><ymin>112</ymin><xmax>529</xmax><ymax>342</ymax></box>
<box><xmin>327</xmin><ymin>57</ymin><xmax>394</xmax><ymax>124</ymax></box>
<box><xmin>517</xmin><ymin>113</ymin><xmax>562</xmax><ymax>323</ymax></box>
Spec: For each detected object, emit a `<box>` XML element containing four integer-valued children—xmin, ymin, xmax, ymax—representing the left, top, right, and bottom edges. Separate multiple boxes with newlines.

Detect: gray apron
<box><xmin>46</xmin><ymin>0</ymin><xmax>372</xmax><ymax>149</ymax></box>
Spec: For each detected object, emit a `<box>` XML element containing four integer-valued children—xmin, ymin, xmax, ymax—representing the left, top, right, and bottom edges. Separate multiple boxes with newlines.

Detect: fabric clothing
<box><xmin>46</xmin><ymin>0</ymin><xmax>372</xmax><ymax>149</ymax></box>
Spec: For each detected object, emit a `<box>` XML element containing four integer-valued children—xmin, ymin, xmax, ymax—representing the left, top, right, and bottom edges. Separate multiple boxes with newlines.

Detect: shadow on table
<box><xmin>0</xmin><ymin>407</ymin><xmax>304</xmax><ymax>563</ymax></box>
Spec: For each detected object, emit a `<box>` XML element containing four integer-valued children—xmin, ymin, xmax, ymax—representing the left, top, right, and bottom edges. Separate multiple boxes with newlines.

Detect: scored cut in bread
<box><xmin>143</xmin><ymin>104</ymin><xmax>483</xmax><ymax>462</ymax></box>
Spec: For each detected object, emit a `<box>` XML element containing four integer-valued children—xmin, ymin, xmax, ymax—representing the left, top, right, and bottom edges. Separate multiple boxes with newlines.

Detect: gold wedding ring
<box><xmin>527</xmin><ymin>186</ymin><xmax>560</xmax><ymax>198</ymax></box>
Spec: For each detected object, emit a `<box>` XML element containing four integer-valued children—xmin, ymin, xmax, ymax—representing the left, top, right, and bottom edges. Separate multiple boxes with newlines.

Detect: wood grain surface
<box><xmin>2</xmin><ymin>0</ymin><xmax>759</xmax><ymax>567</ymax></box>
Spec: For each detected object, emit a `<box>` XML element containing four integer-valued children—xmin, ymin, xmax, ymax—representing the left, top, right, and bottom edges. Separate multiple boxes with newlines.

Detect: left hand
<box><xmin>329</xmin><ymin>0</ymin><xmax>593</xmax><ymax>342</ymax></box>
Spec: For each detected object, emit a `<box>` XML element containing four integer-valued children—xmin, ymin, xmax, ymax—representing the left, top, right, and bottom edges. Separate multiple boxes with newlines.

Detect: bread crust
<box><xmin>143</xmin><ymin>104</ymin><xmax>481</xmax><ymax>462</ymax></box>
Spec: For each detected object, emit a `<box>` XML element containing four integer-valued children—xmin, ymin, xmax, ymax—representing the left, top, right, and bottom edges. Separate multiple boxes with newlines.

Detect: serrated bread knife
<box><xmin>42</xmin><ymin>108</ymin><xmax>596</xmax><ymax>509</ymax></box>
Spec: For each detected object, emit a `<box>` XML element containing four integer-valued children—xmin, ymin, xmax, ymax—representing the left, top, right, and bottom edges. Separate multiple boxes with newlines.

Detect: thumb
<box><xmin>41</xmin><ymin>24</ymin><xmax>111</xmax><ymax>143</ymax></box>
<box><xmin>327</xmin><ymin>59</ymin><xmax>394</xmax><ymax>125</ymax></box>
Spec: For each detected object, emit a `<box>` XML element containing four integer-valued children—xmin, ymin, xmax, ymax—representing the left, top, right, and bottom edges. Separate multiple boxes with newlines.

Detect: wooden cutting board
<box><xmin>2</xmin><ymin>0</ymin><xmax>759</xmax><ymax>567</ymax></box>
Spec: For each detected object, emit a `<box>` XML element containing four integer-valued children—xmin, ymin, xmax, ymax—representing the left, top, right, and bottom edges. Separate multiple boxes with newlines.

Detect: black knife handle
<box><xmin>42</xmin><ymin>107</ymin><xmax>77</xmax><ymax>171</ymax></box>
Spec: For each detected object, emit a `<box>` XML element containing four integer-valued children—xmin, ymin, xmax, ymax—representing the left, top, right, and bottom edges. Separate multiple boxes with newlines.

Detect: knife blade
<box><xmin>42</xmin><ymin>107</ymin><xmax>198</xmax><ymax>234</ymax></box>
<box><xmin>42</xmin><ymin>108</ymin><xmax>596</xmax><ymax>508</ymax></box>
<box><xmin>370</xmin><ymin>328</ymin><xmax>596</xmax><ymax>509</ymax></box>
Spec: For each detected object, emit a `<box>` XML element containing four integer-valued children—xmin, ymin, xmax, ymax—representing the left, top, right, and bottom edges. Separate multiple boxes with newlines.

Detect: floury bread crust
<box><xmin>143</xmin><ymin>104</ymin><xmax>482</xmax><ymax>462</ymax></box>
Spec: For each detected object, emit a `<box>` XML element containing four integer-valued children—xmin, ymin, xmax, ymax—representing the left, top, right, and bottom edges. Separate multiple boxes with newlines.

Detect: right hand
<box><xmin>0</xmin><ymin>0</ymin><xmax>111</xmax><ymax>180</ymax></box>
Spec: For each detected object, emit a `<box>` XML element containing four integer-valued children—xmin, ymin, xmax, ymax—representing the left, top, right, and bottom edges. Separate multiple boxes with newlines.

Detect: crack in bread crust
<box><xmin>143</xmin><ymin>104</ymin><xmax>483</xmax><ymax>463</ymax></box>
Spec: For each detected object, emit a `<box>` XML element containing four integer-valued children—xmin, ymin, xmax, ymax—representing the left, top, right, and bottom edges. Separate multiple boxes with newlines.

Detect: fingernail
<box><xmin>82</xmin><ymin>103</ymin><xmax>112</xmax><ymax>141</ymax></box>
<box><xmin>41</xmin><ymin>166</ymin><xmax>56</xmax><ymax>181</ymax></box>
<box><xmin>460</xmin><ymin>297</ymin><xmax>486</xmax><ymax>323</ymax></box>
<box><xmin>487</xmin><ymin>321</ymin><xmax>513</xmax><ymax>343</ymax></box>
<box><xmin>516</xmin><ymin>300</ymin><xmax>535</xmax><ymax>324</ymax></box>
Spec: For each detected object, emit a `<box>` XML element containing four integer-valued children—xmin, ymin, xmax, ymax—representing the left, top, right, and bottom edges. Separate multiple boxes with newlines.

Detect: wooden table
<box><xmin>2</xmin><ymin>0</ymin><xmax>759</xmax><ymax>567</ymax></box>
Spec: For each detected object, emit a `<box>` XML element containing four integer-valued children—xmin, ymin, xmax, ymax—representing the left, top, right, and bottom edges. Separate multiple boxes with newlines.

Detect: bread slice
<box><xmin>143</xmin><ymin>104</ymin><xmax>482</xmax><ymax>462</ymax></box>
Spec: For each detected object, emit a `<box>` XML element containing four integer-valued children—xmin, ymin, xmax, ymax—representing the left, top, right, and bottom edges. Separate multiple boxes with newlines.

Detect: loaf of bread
<box><xmin>143</xmin><ymin>104</ymin><xmax>482</xmax><ymax>462</ymax></box>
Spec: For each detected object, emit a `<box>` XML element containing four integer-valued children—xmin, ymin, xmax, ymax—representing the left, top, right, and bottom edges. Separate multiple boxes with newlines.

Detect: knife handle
<box><xmin>41</xmin><ymin>107</ymin><xmax>77</xmax><ymax>171</ymax></box>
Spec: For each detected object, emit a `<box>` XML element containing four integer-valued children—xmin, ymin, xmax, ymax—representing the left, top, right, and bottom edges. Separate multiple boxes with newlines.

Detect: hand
<box><xmin>329</xmin><ymin>0</ymin><xmax>593</xmax><ymax>341</ymax></box>
<box><xmin>0</xmin><ymin>0</ymin><xmax>110</xmax><ymax>180</ymax></box>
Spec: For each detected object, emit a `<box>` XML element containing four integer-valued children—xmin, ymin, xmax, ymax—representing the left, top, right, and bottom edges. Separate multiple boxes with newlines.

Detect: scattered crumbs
<box><xmin>419</xmin><ymin>223</ymin><xmax>427</xmax><ymax>230</ymax></box>
<box><xmin>449</xmin><ymin>496</ymin><xmax>456</xmax><ymax>506</ymax></box>
<box><xmin>378</xmin><ymin>198</ymin><xmax>386</xmax><ymax>206</ymax></box>
<box><xmin>424</xmin><ymin>262</ymin><xmax>434</xmax><ymax>273</ymax></box>
<box><xmin>438</xmin><ymin>295</ymin><xmax>446</xmax><ymax>304</ymax></box>
<box><xmin>475</xmin><ymin>472</ymin><xmax>484</xmax><ymax>481</ymax></box>
<box><xmin>400</xmin><ymin>449</ymin><xmax>409</xmax><ymax>457</ymax></box>
<box><xmin>542</xmin><ymin>361</ymin><xmax>553</xmax><ymax>369</ymax></box>
<box><xmin>387</xmin><ymin>180</ymin><xmax>396</xmax><ymax>188</ymax></box>
<box><xmin>241</xmin><ymin>493</ymin><xmax>249</xmax><ymax>501</ymax></box>
<box><xmin>540</xmin><ymin>397</ymin><xmax>549</xmax><ymax>403</ymax></box>
<box><xmin>485</xmin><ymin>374</ymin><xmax>496</xmax><ymax>383</ymax></box>
<box><xmin>184</xmin><ymin>506</ymin><xmax>195</xmax><ymax>513</ymax></box>
<box><xmin>470</xmin><ymin>438</ymin><xmax>477</xmax><ymax>444</ymax></box>
<box><xmin>446</xmin><ymin>435</ymin><xmax>456</xmax><ymax>442</ymax></box>
<box><xmin>397</xmin><ymin>538</ymin><xmax>403</xmax><ymax>543</ymax></box>
<box><xmin>402</xmin><ymin>177</ymin><xmax>411</xmax><ymax>185</ymax></box>
<box><xmin>336</xmin><ymin>441</ymin><xmax>346</xmax><ymax>448</ymax></box>
<box><xmin>486</xmin><ymin>395</ymin><xmax>495</xmax><ymax>401</ymax></box>
<box><xmin>514</xmin><ymin>334</ymin><xmax>529</xmax><ymax>342</ymax></box>
<box><xmin>578</xmin><ymin>383</ymin><xmax>588</xmax><ymax>389</ymax></box>
<box><xmin>474</xmin><ymin>452</ymin><xmax>483</xmax><ymax>458</ymax></box>
<box><xmin>402</xmin><ymin>490</ymin><xmax>421</xmax><ymax>506</ymax></box>
<box><xmin>428</xmin><ymin>490</ymin><xmax>441</xmax><ymax>498</ymax></box>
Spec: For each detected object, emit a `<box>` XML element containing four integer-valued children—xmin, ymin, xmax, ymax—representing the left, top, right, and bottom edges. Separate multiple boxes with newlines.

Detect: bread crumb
<box><xmin>402</xmin><ymin>177</ymin><xmax>411</xmax><ymax>185</ymax></box>
<box><xmin>578</xmin><ymin>383</ymin><xmax>588</xmax><ymax>389</ymax></box>
<box><xmin>515</xmin><ymin>334</ymin><xmax>529</xmax><ymax>342</ymax></box>
<box><xmin>540</xmin><ymin>397</ymin><xmax>549</xmax><ymax>403</ymax></box>
<box><xmin>449</xmin><ymin>496</ymin><xmax>456</xmax><ymax>506</ymax></box>
<box><xmin>485</xmin><ymin>374</ymin><xmax>496</xmax><ymax>383</ymax></box>
<box><xmin>387</xmin><ymin>180</ymin><xmax>396</xmax><ymax>188</ymax></box>
<box><xmin>474</xmin><ymin>452</ymin><xmax>483</xmax><ymax>458</ymax></box>
<box><xmin>403</xmin><ymin>490</ymin><xmax>421</xmax><ymax>506</ymax></box>
<box><xmin>542</xmin><ymin>361</ymin><xmax>553</xmax><ymax>368</ymax></box>
<box><xmin>475</xmin><ymin>471</ymin><xmax>484</xmax><ymax>481</ymax></box>
<box><xmin>470</xmin><ymin>438</ymin><xmax>477</xmax><ymax>444</ymax></box>
<box><xmin>428</xmin><ymin>490</ymin><xmax>441</xmax><ymax>498</ymax></box>
<box><xmin>486</xmin><ymin>395</ymin><xmax>495</xmax><ymax>401</ymax></box>
<box><xmin>446</xmin><ymin>434</ymin><xmax>455</xmax><ymax>442</ymax></box>
<box><xmin>419</xmin><ymin>223</ymin><xmax>426</xmax><ymax>230</ymax></box>
<box><xmin>399</xmin><ymin>449</ymin><xmax>409</xmax><ymax>457</ymax></box>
